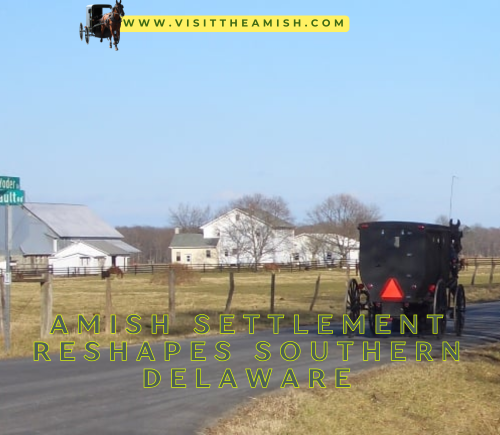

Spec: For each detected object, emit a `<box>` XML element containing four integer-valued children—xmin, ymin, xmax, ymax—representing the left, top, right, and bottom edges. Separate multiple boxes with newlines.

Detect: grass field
<box><xmin>203</xmin><ymin>343</ymin><xmax>500</xmax><ymax>435</ymax></box>
<box><xmin>0</xmin><ymin>269</ymin><xmax>499</xmax><ymax>359</ymax></box>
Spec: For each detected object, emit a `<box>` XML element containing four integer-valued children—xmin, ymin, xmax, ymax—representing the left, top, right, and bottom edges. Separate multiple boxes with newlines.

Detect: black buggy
<box><xmin>345</xmin><ymin>220</ymin><xmax>466</xmax><ymax>337</ymax></box>
<box><xmin>79</xmin><ymin>4</ymin><xmax>113</xmax><ymax>44</ymax></box>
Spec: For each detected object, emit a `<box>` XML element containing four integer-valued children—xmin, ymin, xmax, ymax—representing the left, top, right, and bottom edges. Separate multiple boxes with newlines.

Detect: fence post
<box><xmin>355</xmin><ymin>261</ymin><xmax>359</xmax><ymax>277</ymax></box>
<box><xmin>40</xmin><ymin>274</ymin><xmax>53</xmax><ymax>338</ymax></box>
<box><xmin>346</xmin><ymin>260</ymin><xmax>351</xmax><ymax>282</ymax></box>
<box><xmin>270</xmin><ymin>272</ymin><xmax>276</xmax><ymax>314</ymax></box>
<box><xmin>471</xmin><ymin>258</ymin><xmax>478</xmax><ymax>286</ymax></box>
<box><xmin>489</xmin><ymin>258</ymin><xmax>495</xmax><ymax>289</ymax></box>
<box><xmin>224</xmin><ymin>272</ymin><xmax>235</xmax><ymax>314</ymax></box>
<box><xmin>309</xmin><ymin>274</ymin><xmax>321</xmax><ymax>311</ymax></box>
<box><xmin>169</xmin><ymin>269</ymin><xmax>176</xmax><ymax>324</ymax></box>
<box><xmin>105</xmin><ymin>277</ymin><xmax>113</xmax><ymax>333</ymax></box>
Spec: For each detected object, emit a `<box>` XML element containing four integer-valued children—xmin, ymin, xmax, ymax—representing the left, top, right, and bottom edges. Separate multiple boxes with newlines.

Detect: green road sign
<box><xmin>0</xmin><ymin>176</ymin><xmax>20</xmax><ymax>190</ymax></box>
<box><xmin>0</xmin><ymin>189</ymin><xmax>25</xmax><ymax>205</ymax></box>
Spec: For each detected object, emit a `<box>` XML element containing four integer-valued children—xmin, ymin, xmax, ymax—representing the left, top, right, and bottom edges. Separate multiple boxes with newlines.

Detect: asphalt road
<box><xmin>1</xmin><ymin>301</ymin><xmax>499</xmax><ymax>435</ymax></box>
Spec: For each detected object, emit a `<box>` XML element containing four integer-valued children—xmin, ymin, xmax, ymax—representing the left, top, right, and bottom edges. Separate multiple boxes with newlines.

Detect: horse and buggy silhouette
<box><xmin>79</xmin><ymin>2</ymin><xmax>125</xmax><ymax>51</ymax></box>
<box><xmin>346</xmin><ymin>219</ymin><xmax>466</xmax><ymax>337</ymax></box>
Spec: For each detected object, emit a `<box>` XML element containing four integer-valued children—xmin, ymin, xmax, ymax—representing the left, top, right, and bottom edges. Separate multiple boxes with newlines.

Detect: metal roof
<box><xmin>83</xmin><ymin>239</ymin><xmax>141</xmax><ymax>255</ymax></box>
<box><xmin>0</xmin><ymin>206</ymin><xmax>54</xmax><ymax>256</ymax></box>
<box><xmin>23</xmin><ymin>203</ymin><xmax>124</xmax><ymax>238</ymax></box>
<box><xmin>169</xmin><ymin>234</ymin><xmax>219</xmax><ymax>248</ymax></box>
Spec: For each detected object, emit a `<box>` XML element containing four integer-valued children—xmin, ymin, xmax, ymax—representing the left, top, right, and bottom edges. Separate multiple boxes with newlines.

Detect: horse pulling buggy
<box><xmin>346</xmin><ymin>220</ymin><xmax>466</xmax><ymax>337</ymax></box>
<box><xmin>79</xmin><ymin>2</ymin><xmax>125</xmax><ymax>51</ymax></box>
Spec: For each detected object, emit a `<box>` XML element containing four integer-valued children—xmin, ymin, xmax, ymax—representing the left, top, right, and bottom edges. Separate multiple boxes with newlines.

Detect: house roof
<box><xmin>169</xmin><ymin>234</ymin><xmax>219</xmax><ymax>248</ymax></box>
<box><xmin>200</xmin><ymin>208</ymin><xmax>294</xmax><ymax>230</ymax></box>
<box><xmin>23</xmin><ymin>203</ymin><xmax>123</xmax><ymax>239</ymax></box>
<box><xmin>239</xmin><ymin>208</ymin><xmax>294</xmax><ymax>229</ymax></box>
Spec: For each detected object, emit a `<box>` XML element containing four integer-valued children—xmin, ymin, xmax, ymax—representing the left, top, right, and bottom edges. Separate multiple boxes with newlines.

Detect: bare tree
<box><xmin>307</xmin><ymin>194</ymin><xmax>382</xmax><ymax>260</ymax></box>
<box><xmin>168</xmin><ymin>203</ymin><xmax>212</xmax><ymax>233</ymax></box>
<box><xmin>435</xmin><ymin>214</ymin><xmax>450</xmax><ymax>225</ymax></box>
<box><xmin>217</xmin><ymin>194</ymin><xmax>295</xmax><ymax>265</ymax></box>
<box><xmin>117</xmin><ymin>226</ymin><xmax>174</xmax><ymax>263</ymax></box>
<box><xmin>227</xmin><ymin>194</ymin><xmax>294</xmax><ymax>224</ymax></box>
<box><xmin>462</xmin><ymin>225</ymin><xmax>500</xmax><ymax>257</ymax></box>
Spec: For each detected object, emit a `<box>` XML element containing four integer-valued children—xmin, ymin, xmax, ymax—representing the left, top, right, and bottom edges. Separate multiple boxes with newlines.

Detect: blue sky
<box><xmin>1</xmin><ymin>0</ymin><xmax>499</xmax><ymax>227</ymax></box>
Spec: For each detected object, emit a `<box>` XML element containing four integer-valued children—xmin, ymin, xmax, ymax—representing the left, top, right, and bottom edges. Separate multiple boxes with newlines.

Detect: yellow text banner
<box><xmin>120</xmin><ymin>16</ymin><xmax>349</xmax><ymax>32</ymax></box>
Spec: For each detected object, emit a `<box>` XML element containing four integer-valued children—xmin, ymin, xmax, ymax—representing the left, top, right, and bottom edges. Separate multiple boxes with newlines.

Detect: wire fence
<box><xmin>1</xmin><ymin>257</ymin><xmax>500</xmax><ymax>286</ymax></box>
<box><xmin>1</xmin><ymin>259</ymin><xmax>360</xmax><ymax>279</ymax></box>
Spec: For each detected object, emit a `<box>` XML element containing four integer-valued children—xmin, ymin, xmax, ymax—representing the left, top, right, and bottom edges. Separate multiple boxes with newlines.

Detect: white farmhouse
<box><xmin>292</xmin><ymin>233</ymin><xmax>359</xmax><ymax>267</ymax></box>
<box><xmin>169</xmin><ymin>208</ymin><xmax>296</xmax><ymax>266</ymax></box>
<box><xmin>201</xmin><ymin>208</ymin><xmax>295</xmax><ymax>265</ymax></box>
<box><xmin>169</xmin><ymin>232</ymin><xmax>219</xmax><ymax>266</ymax></box>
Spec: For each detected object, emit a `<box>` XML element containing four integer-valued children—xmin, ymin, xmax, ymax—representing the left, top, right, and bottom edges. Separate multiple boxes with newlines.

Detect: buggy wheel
<box><xmin>432</xmin><ymin>279</ymin><xmax>447</xmax><ymax>338</ymax></box>
<box><xmin>85</xmin><ymin>27</ymin><xmax>90</xmax><ymax>44</ymax></box>
<box><xmin>344</xmin><ymin>279</ymin><xmax>360</xmax><ymax>336</ymax></box>
<box><xmin>454</xmin><ymin>284</ymin><xmax>466</xmax><ymax>336</ymax></box>
<box><xmin>80</xmin><ymin>23</ymin><xmax>83</xmax><ymax>41</ymax></box>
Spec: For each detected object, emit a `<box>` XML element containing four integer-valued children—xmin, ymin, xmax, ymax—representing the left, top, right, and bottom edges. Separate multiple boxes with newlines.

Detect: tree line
<box><xmin>116</xmin><ymin>194</ymin><xmax>499</xmax><ymax>264</ymax></box>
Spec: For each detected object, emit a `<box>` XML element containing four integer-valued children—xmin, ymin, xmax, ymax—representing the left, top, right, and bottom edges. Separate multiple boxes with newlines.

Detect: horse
<box><xmin>263</xmin><ymin>263</ymin><xmax>281</xmax><ymax>273</ymax></box>
<box><xmin>101</xmin><ymin>266</ymin><xmax>124</xmax><ymax>279</ymax></box>
<box><xmin>100</xmin><ymin>0</ymin><xmax>125</xmax><ymax>51</ymax></box>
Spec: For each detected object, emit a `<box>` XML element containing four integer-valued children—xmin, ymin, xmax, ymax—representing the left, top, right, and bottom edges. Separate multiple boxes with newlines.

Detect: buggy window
<box><xmin>373</xmin><ymin>228</ymin><xmax>415</xmax><ymax>250</ymax></box>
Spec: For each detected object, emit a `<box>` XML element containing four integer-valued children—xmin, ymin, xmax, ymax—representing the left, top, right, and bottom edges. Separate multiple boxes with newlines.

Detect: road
<box><xmin>1</xmin><ymin>302</ymin><xmax>499</xmax><ymax>435</ymax></box>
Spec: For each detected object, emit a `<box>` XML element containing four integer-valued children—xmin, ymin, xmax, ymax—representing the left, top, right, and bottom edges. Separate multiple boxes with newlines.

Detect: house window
<box><xmin>224</xmin><ymin>250</ymin><xmax>229</xmax><ymax>257</ymax></box>
<box><xmin>326</xmin><ymin>252</ymin><xmax>333</xmax><ymax>261</ymax></box>
<box><xmin>186</xmin><ymin>254</ymin><xmax>191</xmax><ymax>263</ymax></box>
<box><xmin>80</xmin><ymin>257</ymin><xmax>90</xmax><ymax>266</ymax></box>
<box><xmin>235</xmin><ymin>214</ymin><xmax>240</xmax><ymax>221</ymax></box>
<box><xmin>206</xmin><ymin>250</ymin><xmax>211</xmax><ymax>258</ymax></box>
<box><xmin>293</xmin><ymin>253</ymin><xmax>299</xmax><ymax>261</ymax></box>
<box><xmin>176</xmin><ymin>252</ymin><xmax>181</xmax><ymax>262</ymax></box>
<box><xmin>231</xmin><ymin>248</ymin><xmax>238</xmax><ymax>256</ymax></box>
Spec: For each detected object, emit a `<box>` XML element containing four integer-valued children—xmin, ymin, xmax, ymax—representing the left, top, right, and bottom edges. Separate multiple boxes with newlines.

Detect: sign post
<box><xmin>4</xmin><ymin>206</ymin><xmax>11</xmax><ymax>352</ymax></box>
<box><xmin>0</xmin><ymin>176</ymin><xmax>24</xmax><ymax>353</ymax></box>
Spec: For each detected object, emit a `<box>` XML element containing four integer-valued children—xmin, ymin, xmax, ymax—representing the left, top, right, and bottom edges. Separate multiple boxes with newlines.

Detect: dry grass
<box><xmin>0</xmin><ymin>270</ymin><xmax>348</xmax><ymax>359</ymax></box>
<box><xmin>203</xmin><ymin>343</ymin><xmax>500</xmax><ymax>435</ymax></box>
<box><xmin>150</xmin><ymin>264</ymin><xmax>202</xmax><ymax>286</ymax></box>
<box><xmin>0</xmin><ymin>269</ymin><xmax>498</xmax><ymax>360</ymax></box>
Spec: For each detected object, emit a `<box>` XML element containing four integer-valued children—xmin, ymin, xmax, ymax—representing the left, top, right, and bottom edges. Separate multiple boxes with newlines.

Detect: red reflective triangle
<box><xmin>380</xmin><ymin>278</ymin><xmax>404</xmax><ymax>301</ymax></box>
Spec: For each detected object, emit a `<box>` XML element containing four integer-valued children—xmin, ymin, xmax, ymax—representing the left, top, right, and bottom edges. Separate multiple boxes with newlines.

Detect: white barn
<box><xmin>0</xmin><ymin>203</ymin><xmax>140</xmax><ymax>275</ymax></box>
